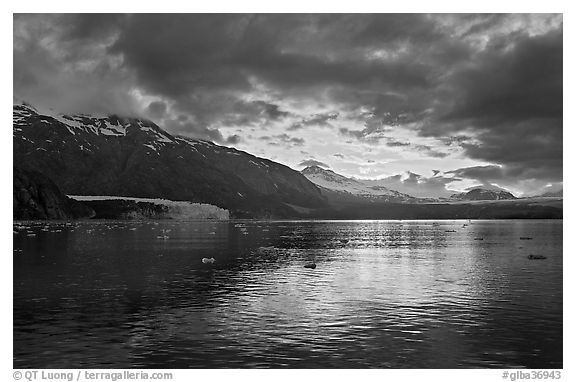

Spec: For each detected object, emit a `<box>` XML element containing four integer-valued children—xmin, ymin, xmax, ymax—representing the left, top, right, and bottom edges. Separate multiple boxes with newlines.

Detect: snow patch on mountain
<box><xmin>13</xmin><ymin>101</ymin><xmax>181</xmax><ymax>143</ymax></box>
<box><xmin>450</xmin><ymin>187</ymin><xmax>516</xmax><ymax>201</ymax></box>
<box><xmin>13</xmin><ymin>102</ymin><xmax>328</xmax><ymax>217</ymax></box>
<box><xmin>301</xmin><ymin>165</ymin><xmax>415</xmax><ymax>201</ymax></box>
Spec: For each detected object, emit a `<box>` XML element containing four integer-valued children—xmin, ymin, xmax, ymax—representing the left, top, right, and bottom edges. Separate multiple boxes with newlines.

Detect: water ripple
<box><xmin>13</xmin><ymin>220</ymin><xmax>562</xmax><ymax>368</ymax></box>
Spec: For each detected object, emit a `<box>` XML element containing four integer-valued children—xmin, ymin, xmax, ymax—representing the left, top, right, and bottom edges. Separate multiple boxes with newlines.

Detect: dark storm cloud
<box><xmin>339</xmin><ymin>119</ymin><xmax>394</xmax><ymax>143</ymax></box>
<box><xmin>444</xmin><ymin>161</ymin><xmax>563</xmax><ymax>195</ymax></box>
<box><xmin>162</xmin><ymin>118</ymin><xmax>227</xmax><ymax>143</ymax></box>
<box><xmin>289</xmin><ymin>112</ymin><xmax>339</xmax><ymax>130</ymax></box>
<box><xmin>147</xmin><ymin>101</ymin><xmax>167</xmax><ymax>119</ymax></box>
<box><xmin>252</xmin><ymin>101</ymin><xmax>290</xmax><ymax>120</ymax></box>
<box><xmin>298</xmin><ymin>159</ymin><xmax>330</xmax><ymax>168</ymax></box>
<box><xmin>424</xmin><ymin>27</ymin><xmax>563</xmax><ymax>181</ymax></box>
<box><xmin>446</xmin><ymin>161</ymin><xmax>560</xmax><ymax>192</ymax></box>
<box><xmin>385</xmin><ymin>140</ymin><xmax>411</xmax><ymax>147</ymax></box>
<box><xmin>413</xmin><ymin>145</ymin><xmax>449</xmax><ymax>158</ymax></box>
<box><xmin>337</xmin><ymin>130</ymin><xmax>449</xmax><ymax>158</ymax></box>
<box><xmin>373</xmin><ymin>171</ymin><xmax>460</xmax><ymax>198</ymax></box>
<box><xmin>442</xmin><ymin>29</ymin><xmax>562</xmax><ymax>125</ymax></box>
<box><xmin>99</xmin><ymin>13</ymin><xmax>439</xmax><ymax>136</ymax></box>
<box><xmin>446</xmin><ymin>165</ymin><xmax>505</xmax><ymax>182</ymax></box>
<box><xmin>225</xmin><ymin>134</ymin><xmax>242</xmax><ymax>145</ymax></box>
<box><xmin>13</xmin><ymin>14</ymin><xmax>139</xmax><ymax>116</ymax></box>
<box><xmin>351</xmin><ymin>14</ymin><xmax>443</xmax><ymax>46</ymax></box>
<box><xmin>273</xmin><ymin>134</ymin><xmax>305</xmax><ymax>147</ymax></box>
<box><xmin>13</xmin><ymin>13</ymin><xmax>562</xmax><ymax>190</ymax></box>
<box><xmin>57</xmin><ymin>14</ymin><xmax>126</xmax><ymax>42</ymax></box>
<box><xmin>215</xmin><ymin>99</ymin><xmax>292</xmax><ymax>128</ymax></box>
<box><xmin>258</xmin><ymin>134</ymin><xmax>304</xmax><ymax>147</ymax></box>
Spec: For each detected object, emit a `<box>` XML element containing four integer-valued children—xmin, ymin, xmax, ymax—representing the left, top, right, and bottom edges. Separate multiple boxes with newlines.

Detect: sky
<box><xmin>13</xmin><ymin>13</ymin><xmax>563</xmax><ymax>197</ymax></box>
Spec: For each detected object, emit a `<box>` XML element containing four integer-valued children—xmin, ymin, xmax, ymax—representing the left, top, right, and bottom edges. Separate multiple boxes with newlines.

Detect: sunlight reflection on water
<box><xmin>14</xmin><ymin>220</ymin><xmax>562</xmax><ymax>368</ymax></box>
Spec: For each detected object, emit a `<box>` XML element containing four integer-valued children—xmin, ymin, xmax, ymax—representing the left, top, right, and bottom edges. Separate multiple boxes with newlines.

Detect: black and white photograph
<box><xmin>11</xmin><ymin>9</ymin><xmax>565</xmax><ymax>376</ymax></box>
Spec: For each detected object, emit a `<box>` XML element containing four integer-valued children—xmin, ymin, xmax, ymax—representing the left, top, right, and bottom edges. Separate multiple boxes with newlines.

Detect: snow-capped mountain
<box><xmin>301</xmin><ymin>166</ymin><xmax>416</xmax><ymax>203</ymax></box>
<box><xmin>13</xmin><ymin>102</ymin><xmax>326</xmax><ymax>218</ymax></box>
<box><xmin>450</xmin><ymin>186</ymin><xmax>517</xmax><ymax>201</ymax></box>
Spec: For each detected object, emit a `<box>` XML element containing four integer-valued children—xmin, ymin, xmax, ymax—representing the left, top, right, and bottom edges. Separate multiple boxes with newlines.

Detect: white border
<box><xmin>4</xmin><ymin>3</ymin><xmax>572</xmax><ymax>381</ymax></box>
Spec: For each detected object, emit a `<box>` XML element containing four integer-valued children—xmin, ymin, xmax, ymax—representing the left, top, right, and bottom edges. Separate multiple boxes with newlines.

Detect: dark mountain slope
<box><xmin>13</xmin><ymin>167</ymin><xmax>94</xmax><ymax>220</ymax></box>
<box><xmin>13</xmin><ymin>103</ymin><xmax>326</xmax><ymax>218</ymax></box>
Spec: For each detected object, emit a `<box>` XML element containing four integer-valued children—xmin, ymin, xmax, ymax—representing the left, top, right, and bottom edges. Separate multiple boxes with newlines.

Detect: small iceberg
<box><xmin>156</xmin><ymin>229</ymin><xmax>169</xmax><ymax>239</ymax></box>
<box><xmin>202</xmin><ymin>257</ymin><xmax>216</xmax><ymax>264</ymax></box>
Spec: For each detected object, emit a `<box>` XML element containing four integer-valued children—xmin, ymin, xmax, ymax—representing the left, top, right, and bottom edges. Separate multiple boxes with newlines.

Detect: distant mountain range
<box><xmin>301</xmin><ymin>165</ymin><xmax>418</xmax><ymax>203</ymax></box>
<box><xmin>297</xmin><ymin>165</ymin><xmax>560</xmax><ymax>218</ymax></box>
<box><xmin>301</xmin><ymin>165</ymin><xmax>519</xmax><ymax>202</ymax></box>
<box><xmin>13</xmin><ymin>102</ymin><xmax>562</xmax><ymax>220</ymax></box>
<box><xmin>538</xmin><ymin>190</ymin><xmax>563</xmax><ymax>198</ymax></box>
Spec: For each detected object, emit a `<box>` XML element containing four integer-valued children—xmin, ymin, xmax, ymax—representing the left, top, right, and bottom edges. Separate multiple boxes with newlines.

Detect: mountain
<box><xmin>13</xmin><ymin>167</ymin><xmax>94</xmax><ymax>220</ymax></box>
<box><xmin>12</xmin><ymin>102</ymin><xmax>561</xmax><ymax>220</ymax></box>
<box><xmin>301</xmin><ymin>166</ymin><xmax>417</xmax><ymax>203</ymax></box>
<box><xmin>298</xmin><ymin>166</ymin><xmax>558</xmax><ymax>218</ymax></box>
<box><xmin>450</xmin><ymin>187</ymin><xmax>517</xmax><ymax>201</ymax></box>
<box><xmin>13</xmin><ymin>103</ymin><xmax>327</xmax><ymax>218</ymax></box>
<box><xmin>538</xmin><ymin>189</ymin><xmax>563</xmax><ymax>198</ymax></box>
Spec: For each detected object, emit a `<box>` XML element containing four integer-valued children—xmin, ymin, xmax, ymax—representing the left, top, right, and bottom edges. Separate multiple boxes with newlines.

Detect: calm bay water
<box><xmin>13</xmin><ymin>220</ymin><xmax>562</xmax><ymax>368</ymax></box>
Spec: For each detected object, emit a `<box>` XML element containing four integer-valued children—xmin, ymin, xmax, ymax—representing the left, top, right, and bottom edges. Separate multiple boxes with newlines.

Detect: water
<box><xmin>13</xmin><ymin>220</ymin><xmax>562</xmax><ymax>368</ymax></box>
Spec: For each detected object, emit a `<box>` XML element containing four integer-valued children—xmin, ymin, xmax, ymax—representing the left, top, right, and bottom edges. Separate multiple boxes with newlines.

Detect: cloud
<box><xmin>265</xmin><ymin>133</ymin><xmax>305</xmax><ymax>147</ymax></box>
<box><xmin>162</xmin><ymin>118</ymin><xmax>227</xmax><ymax>143</ymax></box>
<box><xmin>13</xmin><ymin>14</ymin><xmax>140</xmax><ymax>116</ymax></box>
<box><xmin>339</xmin><ymin>116</ymin><xmax>395</xmax><ymax>142</ymax></box>
<box><xmin>446</xmin><ymin>165</ymin><xmax>506</xmax><ymax>182</ymax></box>
<box><xmin>13</xmin><ymin>14</ymin><xmax>562</xmax><ymax>194</ymax></box>
<box><xmin>423</xmin><ymin>27</ymin><xmax>563</xmax><ymax>183</ymax></box>
<box><xmin>444</xmin><ymin>163</ymin><xmax>561</xmax><ymax>196</ymax></box>
<box><xmin>225</xmin><ymin>134</ymin><xmax>242</xmax><ymax>145</ymax></box>
<box><xmin>366</xmin><ymin>171</ymin><xmax>461</xmax><ymax>198</ymax></box>
<box><xmin>413</xmin><ymin>145</ymin><xmax>449</xmax><ymax>158</ymax></box>
<box><xmin>147</xmin><ymin>101</ymin><xmax>167</xmax><ymax>120</ymax></box>
<box><xmin>298</xmin><ymin>159</ymin><xmax>330</xmax><ymax>168</ymax></box>
<box><xmin>289</xmin><ymin>112</ymin><xmax>339</xmax><ymax>130</ymax></box>
<box><xmin>385</xmin><ymin>140</ymin><xmax>411</xmax><ymax>147</ymax></box>
<box><xmin>251</xmin><ymin>101</ymin><xmax>290</xmax><ymax>120</ymax></box>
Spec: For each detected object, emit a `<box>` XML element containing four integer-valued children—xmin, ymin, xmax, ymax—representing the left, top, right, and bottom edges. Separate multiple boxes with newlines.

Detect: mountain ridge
<box><xmin>13</xmin><ymin>102</ymin><xmax>562</xmax><ymax>219</ymax></box>
<box><xmin>537</xmin><ymin>189</ymin><xmax>563</xmax><ymax>198</ymax></box>
<box><xmin>301</xmin><ymin>165</ymin><xmax>417</xmax><ymax>203</ymax></box>
<box><xmin>450</xmin><ymin>188</ymin><xmax>517</xmax><ymax>201</ymax></box>
<box><xmin>13</xmin><ymin>102</ymin><xmax>327</xmax><ymax>218</ymax></box>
